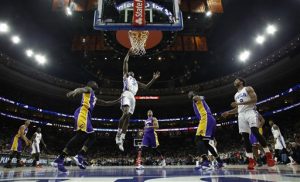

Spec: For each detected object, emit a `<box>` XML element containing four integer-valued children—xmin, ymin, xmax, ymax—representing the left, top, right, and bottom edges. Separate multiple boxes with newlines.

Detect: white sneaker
<box><xmin>118</xmin><ymin>141</ymin><xmax>124</xmax><ymax>151</ymax></box>
<box><xmin>159</xmin><ymin>159</ymin><xmax>166</xmax><ymax>167</ymax></box>
<box><xmin>287</xmin><ymin>161</ymin><xmax>296</xmax><ymax>165</ymax></box>
<box><xmin>136</xmin><ymin>164</ymin><xmax>144</xmax><ymax>170</ymax></box>
<box><xmin>115</xmin><ymin>134</ymin><xmax>122</xmax><ymax>145</ymax></box>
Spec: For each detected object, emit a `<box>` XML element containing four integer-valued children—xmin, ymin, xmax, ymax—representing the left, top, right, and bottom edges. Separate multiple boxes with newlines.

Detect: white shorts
<box><xmin>120</xmin><ymin>91</ymin><xmax>136</xmax><ymax>114</ymax></box>
<box><xmin>238</xmin><ymin>110</ymin><xmax>258</xmax><ymax>134</ymax></box>
<box><xmin>31</xmin><ymin>142</ymin><xmax>40</xmax><ymax>154</ymax></box>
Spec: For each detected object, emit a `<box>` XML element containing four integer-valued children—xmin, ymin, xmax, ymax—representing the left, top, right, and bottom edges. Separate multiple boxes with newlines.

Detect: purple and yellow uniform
<box><xmin>11</xmin><ymin>127</ymin><xmax>28</xmax><ymax>152</ymax></box>
<box><xmin>142</xmin><ymin>117</ymin><xmax>159</xmax><ymax>148</ymax></box>
<box><xmin>74</xmin><ymin>88</ymin><xmax>97</xmax><ymax>133</ymax></box>
<box><xmin>250</xmin><ymin>128</ymin><xmax>263</xmax><ymax>145</ymax></box>
<box><xmin>193</xmin><ymin>97</ymin><xmax>216</xmax><ymax>139</ymax></box>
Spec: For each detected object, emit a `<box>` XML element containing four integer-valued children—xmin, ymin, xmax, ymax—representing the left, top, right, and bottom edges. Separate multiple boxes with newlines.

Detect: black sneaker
<box><xmin>4</xmin><ymin>163</ymin><xmax>12</xmax><ymax>168</ymax></box>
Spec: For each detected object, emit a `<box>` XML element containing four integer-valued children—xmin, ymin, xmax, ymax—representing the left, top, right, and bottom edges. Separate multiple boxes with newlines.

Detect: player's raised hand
<box><xmin>66</xmin><ymin>91</ymin><xmax>76</xmax><ymax>97</ymax></box>
<box><xmin>153</xmin><ymin>71</ymin><xmax>160</xmax><ymax>79</ymax></box>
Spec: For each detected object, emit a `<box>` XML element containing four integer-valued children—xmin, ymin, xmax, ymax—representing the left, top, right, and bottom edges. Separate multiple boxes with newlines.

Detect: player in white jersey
<box><xmin>269</xmin><ymin>120</ymin><xmax>295</xmax><ymax>164</ymax></box>
<box><xmin>31</xmin><ymin>127</ymin><xmax>46</xmax><ymax>167</ymax></box>
<box><xmin>116</xmin><ymin>50</ymin><xmax>160</xmax><ymax>151</ymax></box>
<box><xmin>221</xmin><ymin>78</ymin><xmax>275</xmax><ymax>170</ymax></box>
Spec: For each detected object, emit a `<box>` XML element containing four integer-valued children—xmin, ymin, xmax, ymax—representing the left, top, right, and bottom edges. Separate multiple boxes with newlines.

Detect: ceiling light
<box><xmin>26</xmin><ymin>49</ymin><xmax>34</xmax><ymax>57</ymax></box>
<box><xmin>11</xmin><ymin>35</ymin><xmax>21</xmax><ymax>44</ymax></box>
<box><xmin>35</xmin><ymin>54</ymin><xmax>47</xmax><ymax>65</ymax></box>
<box><xmin>0</xmin><ymin>23</ymin><xmax>9</xmax><ymax>33</ymax></box>
<box><xmin>255</xmin><ymin>35</ymin><xmax>265</xmax><ymax>44</ymax></box>
<box><xmin>266</xmin><ymin>24</ymin><xmax>277</xmax><ymax>35</ymax></box>
<box><xmin>239</xmin><ymin>50</ymin><xmax>251</xmax><ymax>62</ymax></box>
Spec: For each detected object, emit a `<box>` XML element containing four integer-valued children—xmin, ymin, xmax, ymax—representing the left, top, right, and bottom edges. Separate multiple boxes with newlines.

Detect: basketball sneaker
<box><xmin>73</xmin><ymin>155</ymin><xmax>86</xmax><ymax>169</ymax></box>
<box><xmin>136</xmin><ymin>164</ymin><xmax>144</xmax><ymax>170</ymax></box>
<box><xmin>201</xmin><ymin>160</ymin><xmax>212</xmax><ymax>170</ymax></box>
<box><xmin>4</xmin><ymin>163</ymin><xmax>12</xmax><ymax>168</ymax></box>
<box><xmin>16</xmin><ymin>161</ymin><xmax>24</xmax><ymax>167</ymax></box>
<box><xmin>216</xmin><ymin>162</ymin><xmax>224</xmax><ymax>169</ymax></box>
<box><xmin>248</xmin><ymin>158</ymin><xmax>256</xmax><ymax>170</ymax></box>
<box><xmin>118</xmin><ymin>141</ymin><xmax>124</xmax><ymax>151</ymax></box>
<box><xmin>54</xmin><ymin>157</ymin><xmax>68</xmax><ymax>173</ymax></box>
<box><xmin>265</xmin><ymin>152</ymin><xmax>275</xmax><ymax>167</ymax></box>
<box><xmin>195</xmin><ymin>160</ymin><xmax>212</xmax><ymax>171</ymax></box>
<box><xmin>159</xmin><ymin>159</ymin><xmax>166</xmax><ymax>167</ymax></box>
<box><xmin>115</xmin><ymin>133</ymin><xmax>122</xmax><ymax>145</ymax></box>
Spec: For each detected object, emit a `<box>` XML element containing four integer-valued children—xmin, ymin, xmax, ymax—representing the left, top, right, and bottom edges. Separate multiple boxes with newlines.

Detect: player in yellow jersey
<box><xmin>4</xmin><ymin>120</ymin><xmax>31</xmax><ymax>168</ymax></box>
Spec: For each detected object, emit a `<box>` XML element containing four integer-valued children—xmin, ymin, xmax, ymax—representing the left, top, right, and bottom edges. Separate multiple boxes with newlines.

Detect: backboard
<box><xmin>94</xmin><ymin>0</ymin><xmax>183</xmax><ymax>31</ymax></box>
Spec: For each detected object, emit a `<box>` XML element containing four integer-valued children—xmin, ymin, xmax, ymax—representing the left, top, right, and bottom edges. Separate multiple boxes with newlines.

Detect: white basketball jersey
<box><xmin>123</xmin><ymin>75</ymin><xmax>138</xmax><ymax>96</ymax></box>
<box><xmin>34</xmin><ymin>132</ymin><xmax>42</xmax><ymax>144</ymax></box>
<box><xmin>234</xmin><ymin>87</ymin><xmax>256</xmax><ymax>113</ymax></box>
<box><xmin>271</xmin><ymin>125</ymin><xmax>286</xmax><ymax>149</ymax></box>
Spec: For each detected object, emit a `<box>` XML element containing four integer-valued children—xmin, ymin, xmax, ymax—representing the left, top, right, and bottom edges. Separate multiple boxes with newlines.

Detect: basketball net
<box><xmin>128</xmin><ymin>30</ymin><xmax>149</xmax><ymax>56</ymax></box>
<box><xmin>129</xmin><ymin>0</ymin><xmax>148</xmax><ymax>56</ymax></box>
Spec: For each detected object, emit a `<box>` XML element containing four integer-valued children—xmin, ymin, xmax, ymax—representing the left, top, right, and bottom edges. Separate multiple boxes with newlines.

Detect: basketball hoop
<box><xmin>128</xmin><ymin>30</ymin><xmax>149</xmax><ymax>56</ymax></box>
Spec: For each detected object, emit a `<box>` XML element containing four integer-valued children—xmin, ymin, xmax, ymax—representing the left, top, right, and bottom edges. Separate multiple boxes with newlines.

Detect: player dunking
<box><xmin>4</xmin><ymin>120</ymin><xmax>31</xmax><ymax>168</ymax></box>
<box><xmin>188</xmin><ymin>91</ymin><xmax>223</xmax><ymax>170</ymax></box>
<box><xmin>136</xmin><ymin>110</ymin><xmax>166</xmax><ymax>169</ymax></box>
<box><xmin>53</xmin><ymin>81</ymin><xmax>120</xmax><ymax>173</ymax></box>
<box><xmin>116</xmin><ymin>50</ymin><xmax>160</xmax><ymax>151</ymax></box>
<box><xmin>31</xmin><ymin>127</ymin><xmax>47</xmax><ymax>167</ymax></box>
<box><xmin>221</xmin><ymin>78</ymin><xmax>275</xmax><ymax>169</ymax></box>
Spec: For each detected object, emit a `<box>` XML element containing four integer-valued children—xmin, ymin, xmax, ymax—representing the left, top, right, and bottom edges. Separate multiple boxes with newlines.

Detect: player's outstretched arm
<box><xmin>123</xmin><ymin>50</ymin><xmax>131</xmax><ymax>76</ymax></box>
<box><xmin>41</xmin><ymin>136</ymin><xmax>47</xmax><ymax>148</ymax></box>
<box><xmin>66</xmin><ymin>87</ymin><xmax>92</xmax><ymax>98</ymax></box>
<box><xmin>138</xmin><ymin>71</ymin><xmax>160</xmax><ymax>89</ymax></box>
<box><xmin>221</xmin><ymin>107</ymin><xmax>238</xmax><ymax>118</ymax></box>
<box><xmin>97</xmin><ymin>96</ymin><xmax>121</xmax><ymax>106</ymax></box>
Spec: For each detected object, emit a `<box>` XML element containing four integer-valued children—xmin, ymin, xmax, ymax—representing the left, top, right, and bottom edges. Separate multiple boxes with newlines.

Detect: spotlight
<box><xmin>66</xmin><ymin>7</ymin><xmax>72</xmax><ymax>16</ymax></box>
<box><xmin>35</xmin><ymin>54</ymin><xmax>47</xmax><ymax>64</ymax></box>
<box><xmin>255</xmin><ymin>35</ymin><xmax>265</xmax><ymax>44</ymax></box>
<box><xmin>0</xmin><ymin>23</ymin><xmax>9</xmax><ymax>33</ymax></box>
<box><xmin>25</xmin><ymin>49</ymin><xmax>34</xmax><ymax>57</ymax></box>
<box><xmin>11</xmin><ymin>35</ymin><xmax>21</xmax><ymax>44</ymax></box>
<box><xmin>158</xmin><ymin>56</ymin><xmax>162</xmax><ymax>61</ymax></box>
<box><xmin>187</xmin><ymin>16</ymin><xmax>191</xmax><ymax>19</ymax></box>
<box><xmin>205</xmin><ymin>11</ymin><xmax>212</xmax><ymax>17</ymax></box>
<box><xmin>266</xmin><ymin>24</ymin><xmax>277</xmax><ymax>35</ymax></box>
<box><xmin>239</xmin><ymin>50</ymin><xmax>250</xmax><ymax>62</ymax></box>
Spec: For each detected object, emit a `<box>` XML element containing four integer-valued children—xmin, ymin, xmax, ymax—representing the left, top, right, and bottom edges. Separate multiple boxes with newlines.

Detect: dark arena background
<box><xmin>0</xmin><ymin>0</ymin><xmax>300</xmax><ymax>181</ymax></box>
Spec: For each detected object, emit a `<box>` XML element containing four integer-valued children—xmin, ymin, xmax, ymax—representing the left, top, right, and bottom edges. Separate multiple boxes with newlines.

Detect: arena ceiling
<box><xmin>0</xmin><ymin>0</ymin><xmax>300</xmax><ymax>89</ymax></box>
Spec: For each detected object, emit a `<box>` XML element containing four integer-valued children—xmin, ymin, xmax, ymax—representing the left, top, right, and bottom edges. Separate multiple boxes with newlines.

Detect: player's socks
<box><xmin>115</xmin><ymin>130</ymin><xmax>122</xmax><ymax>144</ymax></box>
